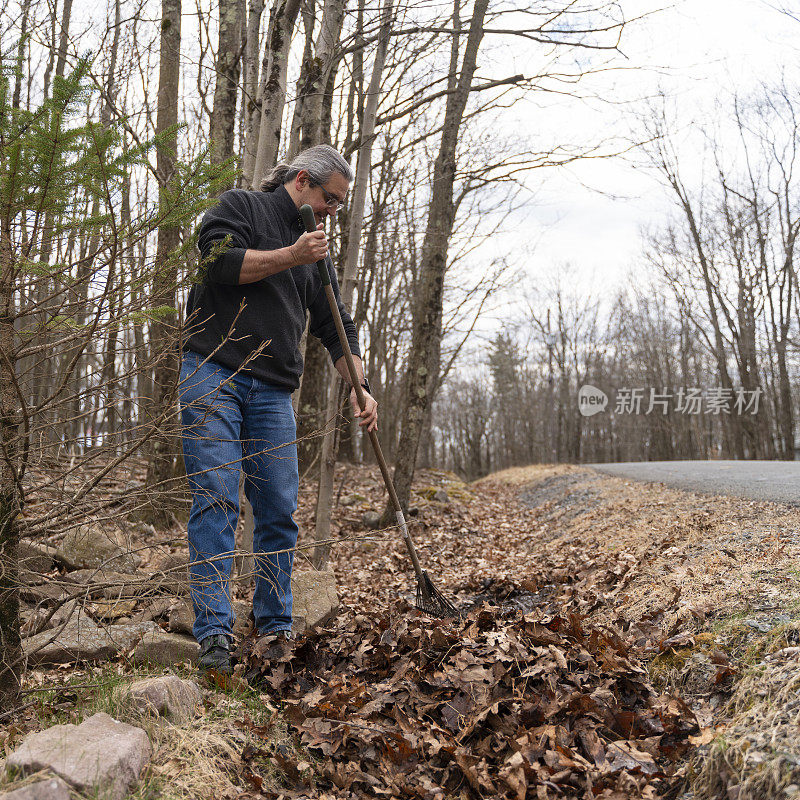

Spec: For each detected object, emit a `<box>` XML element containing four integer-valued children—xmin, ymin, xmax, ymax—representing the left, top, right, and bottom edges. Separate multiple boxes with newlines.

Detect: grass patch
<box><xmin>473</xmin><ymin>463</ymin><xmax>574</xmax><ymax>486</ymax></box>
<box><xmin>648</xmin><ymin>608</ymin><xmax>800</xmax><ymax>693</ymax></box>
<box><xmin>692</xmin><ymin>653</ymin><xmax>800</xmax><ymax>799</ymax></box>
<box><xmin>709</xmin><ymin>607</ymin><xmax>800</xmax><ymax>667</ymax></box>
<box><xmin>648</xmin><ymin>632</ymin><xmax>718</xmax><ymax>689</ymax></box>
<box><xmin>25</xmin><ymin>664</ymin><xmax>155</xmax><ymax>727</ymax></box>
<box><xmin>3</xmin><ymin>662</ymin><xmax>315</xmax><ymax>800</ymax></box>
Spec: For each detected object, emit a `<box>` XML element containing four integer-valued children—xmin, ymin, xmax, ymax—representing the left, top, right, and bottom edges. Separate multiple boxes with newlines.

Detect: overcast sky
<box><xmin>504</xmin><ymin>0</ymin><xmax>797</xmax><ymax>306</ymax></box>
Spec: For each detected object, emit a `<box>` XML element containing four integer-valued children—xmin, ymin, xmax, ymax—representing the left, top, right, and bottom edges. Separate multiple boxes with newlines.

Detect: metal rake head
<box><xmin>416</xmin><ymin>570</ymin><xmax>461</xmax><ymax>619</ymax></box>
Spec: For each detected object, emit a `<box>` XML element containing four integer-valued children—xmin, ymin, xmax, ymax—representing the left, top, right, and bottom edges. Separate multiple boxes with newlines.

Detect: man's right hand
<box><xmin>290</xmin><ymin>223</ymin><xmax>328</xmax><ymax>266</ymax></box>
<box><xmin>238</xmin><ymin>224</ymin><xmax>329</xmax><ymax>284</ymax></box>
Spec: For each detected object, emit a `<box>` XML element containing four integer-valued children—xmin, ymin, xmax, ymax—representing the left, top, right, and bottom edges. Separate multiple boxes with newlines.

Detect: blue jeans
<box><xmin>179</xmin><ymin>350</ymin><xmax>299</xmax><ymax>643</ymax></box>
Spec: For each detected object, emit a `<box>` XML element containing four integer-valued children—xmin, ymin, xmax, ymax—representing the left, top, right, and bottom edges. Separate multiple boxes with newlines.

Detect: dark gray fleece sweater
<box><xmin>184</xmin><ymin>185</ymin><xmax>360</xmax><ymax>391</ymax></box>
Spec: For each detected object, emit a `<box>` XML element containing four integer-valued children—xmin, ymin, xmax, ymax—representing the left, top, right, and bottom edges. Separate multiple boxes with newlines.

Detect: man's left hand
<box><xmin>350</xmin><ymin>387</ymin><xmax>378</xmax><ymax>432</ymax></box>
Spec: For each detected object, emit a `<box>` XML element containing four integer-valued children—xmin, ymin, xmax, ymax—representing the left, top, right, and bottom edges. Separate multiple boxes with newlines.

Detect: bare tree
<box><xmin>145</xmin><ymin>0</ymin><xmax>183</xmax><ymax>519</ymax></box>
<box><xmin>0</xmin><ymin>85</ymin><xmax>22</xmax><ymax>710</ymax></box>
<box><xmin>389</xmin><ymin>0</ymin><xmax>490</xmax><ymax>514</ymax></box>
<box><xmin>642</xmin><ymin>104</ymin><xmax>746</xmax><ymax>457</ymax></box>
<box><xmin>313</xmin><ymin>0</ymin><xmax>394</xmax><ymax>568</ymax></box>
<box><xmin>210</xmin><ymin>0</ymin><xmax>245</xmax><ymax>175</ymax></box>
<box><xmin>240</xmin><ymin>0</ymin><xmax>266</xmax><ymax>185</ymax></box>
<box><xmin>249</xmin><ymin>0</ymin><xmax>301</xmax><ymax>187</ymax></box>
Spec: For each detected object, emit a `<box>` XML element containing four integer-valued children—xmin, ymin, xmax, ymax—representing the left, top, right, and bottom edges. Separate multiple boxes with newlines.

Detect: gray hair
<box><xmin>260</xmin><ymin>144</ymin><xmax>353</xmax><ymax>192</ymax></box>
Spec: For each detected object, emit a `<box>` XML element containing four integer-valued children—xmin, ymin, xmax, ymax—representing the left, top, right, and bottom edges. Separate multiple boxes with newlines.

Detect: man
<box><xmin>179</xmin><ymin>144</ymin><xmax>378</xmax><ymax>677</ymax></box>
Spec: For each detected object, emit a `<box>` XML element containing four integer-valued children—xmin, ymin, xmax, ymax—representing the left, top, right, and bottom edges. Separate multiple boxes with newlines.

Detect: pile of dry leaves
<box><xmin>240</xmin><ymin>598</ymin><xmax>697</xmax><ymax>799</ymax></box>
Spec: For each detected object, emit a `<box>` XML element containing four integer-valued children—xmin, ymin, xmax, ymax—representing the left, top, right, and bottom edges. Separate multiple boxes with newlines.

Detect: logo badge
<box><xmin>578</xmin><ymin>385</ymin><xmax>608</xmax><ymax>417</ymax></box>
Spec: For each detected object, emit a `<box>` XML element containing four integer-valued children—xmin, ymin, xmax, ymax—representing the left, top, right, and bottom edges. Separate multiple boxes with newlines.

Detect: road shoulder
<box><xmin>485</xmin><ymin>464</ymin><xmax>800</xmax><ymax>798</ymax></box>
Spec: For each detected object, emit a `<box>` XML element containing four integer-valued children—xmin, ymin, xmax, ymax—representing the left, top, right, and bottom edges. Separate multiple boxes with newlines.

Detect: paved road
<box><xmin>588</xmin><ymin>460</ymin><xmax>800</xmax><ymax>505</ymax></box>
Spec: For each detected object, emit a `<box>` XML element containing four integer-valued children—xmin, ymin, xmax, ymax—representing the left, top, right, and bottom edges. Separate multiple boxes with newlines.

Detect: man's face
<box><xmin>296</xmin><ymin>170</ymin><xmax>350</xmax><ymax>225</ymax></box>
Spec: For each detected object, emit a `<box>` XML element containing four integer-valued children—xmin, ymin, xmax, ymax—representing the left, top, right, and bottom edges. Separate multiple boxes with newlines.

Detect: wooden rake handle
<box><xmin>299</xmin><ymin>204</ymin><xmax>426</xmax><ymax>584</ymax></box>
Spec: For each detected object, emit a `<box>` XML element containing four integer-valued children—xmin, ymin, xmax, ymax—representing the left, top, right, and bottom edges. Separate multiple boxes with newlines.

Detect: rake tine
<box><xmin>416</xmin><ymin>570</ymin><xmax>461</xmax><ymax>619</ymax></box>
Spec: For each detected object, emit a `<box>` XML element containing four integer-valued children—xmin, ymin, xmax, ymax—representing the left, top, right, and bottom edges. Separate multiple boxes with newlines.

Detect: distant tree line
<box><xmin>433</xmin><ymin>86</ymin><xmax>800</xmax><ymax>478</ymax></box>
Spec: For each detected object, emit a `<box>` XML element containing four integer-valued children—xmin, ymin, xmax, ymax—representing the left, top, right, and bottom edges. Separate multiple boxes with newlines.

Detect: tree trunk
<box><xmin>133</xmin><ymin>237</ymin><xmax>150</xmax><ymax>438</ymax></box>
<box><xmin>388</xmin><ymin>0</ymin><xmax>489</xmax><ymax>515</ymax></box>
<box><xmin>11</xmin><ymin>0</ymin><xmax>31</xmax><ymax>110</ymax></box>
<box><xmin>250</xmin><ymin>0</ymin><xmax>301</xmax><ymax>186</ymax></box>
<box><xmin>284</xmin><ymin>0</ymin><xmax>345</xmax><ymax>521</ymax></box>
<box><xmin>303</xmin><ymin>0</ymin><xmax>345</xmax><ymax>148</ymax></box>
<box><xmin>287</xmin><ymin>0</ymin><xmax>345</xmax><ymax>158</ymax></box>
<box><xmin>417</xmin><ymin>332</ymin><xmax>441</xmax><ymax>469</ymax></box>
<box><xmin>240</xmin><ymin>0</ymin><xmax>265</xmax><ymax>187</ymax></box>
<box><xmin>312</xmin><ymin>0</ymin><xmax>393</xmax><ymax>567</ymax></box>
<box><xmin>28</xmin><ymin>0</ymin><xmax>74</xmax><ymax>455</ymax></box>
<box><xmin>296</xmin><ymin>334</ymin><xmax>329</xmax><ymax>472</ymax></box>
<box><xmin>145</xmin><ymin>0</ymin><xmax>182</xmax><ymax>521</ymax></box>
<box><xmin>102</xmin><ymin>169</ymin><xmax>128</xmax><ymax>452</ymax></box>
<box><xmin>676</xmin><ymin>191</ymin><xmax>743</xmax><ymax>457</ymax></box>
<box><xmin>94</xmin><ymin>0</ymin><xmax>123</xmax><ymax>451</ymax></box>
<box><xmin>343</xmin><ymin>0</ymin><xmax>365</xmax><ymax>155</ymax></box>
<box><xmin>0</xmin><ymin>192</ymin><xmax>22</xmax><ymax>709</ymax></box>
<box><xmin>210</xmin><ymin>0</ymin><xmax>244</xmax><ymax>178</ymax></box>
<box><xmin>53</xmin><ymin>0</ymin><xmax>73</xmax><ymax>79</ymax></box>
<box><xmin>286</xmin><ymin>1</ymin><xmax>314</xmax><ymax>159</ymax></box>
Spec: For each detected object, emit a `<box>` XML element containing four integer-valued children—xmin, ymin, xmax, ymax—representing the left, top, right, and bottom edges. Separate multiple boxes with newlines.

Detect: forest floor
<box><xmin>5</xmin><ymin>462</ymin><xmax>800</xmax><ymax>799</ymax></box>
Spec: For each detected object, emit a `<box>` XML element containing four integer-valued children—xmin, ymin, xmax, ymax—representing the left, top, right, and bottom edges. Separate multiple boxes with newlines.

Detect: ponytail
<box><xmin>260</xmin><ymin>163</ymin><xmax>291</xmax><ymax>192</ymax></box>
<box><xmin>259</xmin><ymin>145</ymin><xmax>353</xmax><ymax>192</ymax></box>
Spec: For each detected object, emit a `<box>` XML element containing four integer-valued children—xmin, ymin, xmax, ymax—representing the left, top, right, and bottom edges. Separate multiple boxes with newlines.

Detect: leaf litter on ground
<box><xmin>25</xmin><ymin>462</ymin><xmax>797</xmax><ymax>797</ymax></box>
<box><xmin>240</xmin><ymin>597</ymin><xmax>697</xmax><ymax>799</ymax></box>
<box><xmin>229</xmin><ymin>464</ymin><xmax>742</xmax><ymax>797</ymax></box>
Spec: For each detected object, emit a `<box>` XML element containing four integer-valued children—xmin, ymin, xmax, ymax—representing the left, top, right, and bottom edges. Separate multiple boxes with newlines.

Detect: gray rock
<box><xmin>167</xmin><ymin>600</ymin><xmax>193</xmax><ymax>635</ymax></box>
<box><xmin>166</xmin><ymin>598</ymin><xmax>250</xmax><ymax>639</ymax></box>
<box><xmin>432</xmin><ymin>488</ymin><xmax>449</xmax><ymax>503</ymax></box>
<box><xmin>361</xmin><ymin>511</ymin><xmax>382</xmax><ymax>530</ymax></box>
<box><xmin>0</xmin><ymin>776</ymin><xmax>71</xmax><ymax>799</ymax></box>
<box><xmin>5</xmin><ymin>712</ymin><xmax>151</xmax><ymax>800</ymax></box>
<box><xmin>21</xmin><ymin>600</ymin><xmax>83</xmax><ymax>638</ymax></box>
<box><xmin>17</xmin><ymin>541</ymin><xmax>55</xmax><ymax>574</ymax></box>
<box><xmin>131</xmin><ymin>598</ymin><xmax>173</xmax><ymax>624</ymax></box>
<box><xmin>18</xmin><ymin>570</ymin><xmax>46</xmax><ymax>588</ymax></box>
<box><xmin>18</xmin><ymin>582</ymin><xmax>67</xmax><ymax>607</ymax></box>
<box><xmin>291</xmin><ymin>614</ymin><xmax>306</xmax><ymax>632</ymax></box>
<box><xmin>20</xmin><ymin>608</ymin><xmax>47</xmax><ymax>638</ymax></box>
<box><xmin>232</xmin><ymin>600</ymin><xmax>252</xmax><ymax>639</ymax></box>
<box><xmin>61</xmin><ymin>569</ymin><xmax>150</xmax><ymax>599</ymax></box>
<box><xmin>48</xmin><ymin>600</ymin><xmax>85</xmax><ymax>631</ymax></box>
<box><xmin>132</xmin><ymin>629</ymin><xmax>199</xmax><ymax>666</ymax></box>
<box><xmin>339</xmin><ymin>494</ymin><xmax>365</xmax><ymax>507</ymax></box>
<box><xmin>291</xmin><ymin>568</ymin><xmax>339</xmax><ymax>632</ymax></box>
<box><xmin>23</xmin><ymin>618</ymin><xmax>159</xmax><ymax>666</ymax></box>
<box><xmin>148</xmin><ymin>554</ymin><xmax>190</xmax><ymax>596</ymax></box>
<box><xmin>743</xmin><ymin>618</ymin><xmax>772</xmax><ymax>633</ymax></box>
<box><xmin>54</xmin><ymin>524</ymin><xmax>138</xmax><ymax>573</ymax></box>
<box><xmin>117</xmin><ymin>676</ymin><xmax>201</xmax><ymax>724</ymax></box>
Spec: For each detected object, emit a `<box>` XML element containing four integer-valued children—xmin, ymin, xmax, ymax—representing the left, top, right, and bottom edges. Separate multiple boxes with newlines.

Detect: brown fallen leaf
<box><xmin>688</xmin><ymin>728</ymin><xmax>717</xmax><ymax>746</ymax></box>
<box><xmin>606</xmin><ymin>740</ymin><xmax>660</xmax><ymax>774</ymax></box>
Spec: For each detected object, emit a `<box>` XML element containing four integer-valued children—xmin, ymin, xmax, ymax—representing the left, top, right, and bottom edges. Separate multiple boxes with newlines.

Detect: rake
<box><xmin>300</xmin><ymin>204</ymin><xmax>459</xmax><ymax>619</ymax></box>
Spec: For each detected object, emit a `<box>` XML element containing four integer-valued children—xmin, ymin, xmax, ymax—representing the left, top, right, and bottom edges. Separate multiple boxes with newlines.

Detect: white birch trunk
<box><xmin>251</xmin><ymin>0</ymin><xmax>301</xmax><ymax>186</ymax></box>
<box><xmin>210</xmin><ymin>0</ymin><xmax>244</xmax><ymax>175</ymax></box>
<box><xmin>240</xmin><ymin>0</ymin><xmax>266</xmax><ymax>187</ymax></box>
